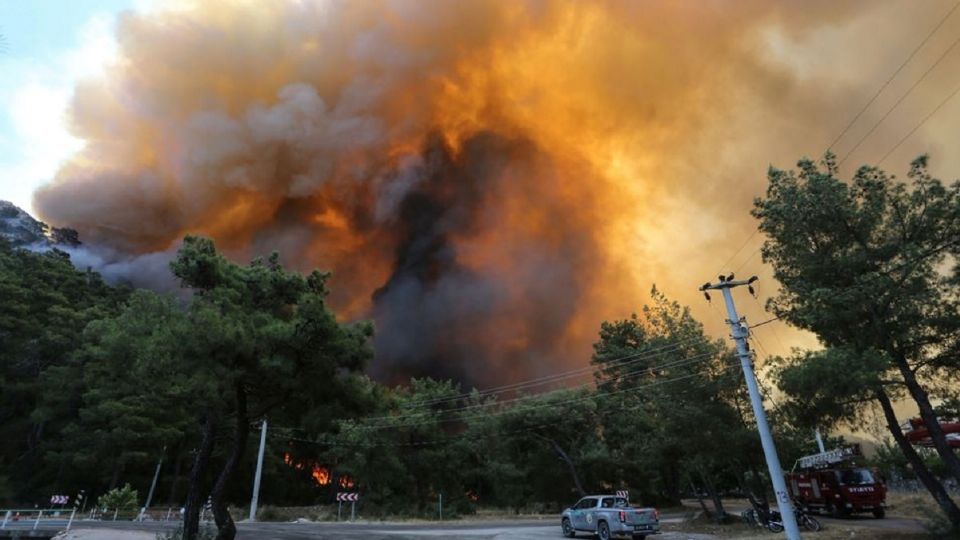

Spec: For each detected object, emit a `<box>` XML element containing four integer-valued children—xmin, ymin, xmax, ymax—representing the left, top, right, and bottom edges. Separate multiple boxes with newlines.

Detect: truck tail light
<box><xmin>619</xmin><ymin>511</ymin><xmax>626</xmax><ymax>522</ymax></box>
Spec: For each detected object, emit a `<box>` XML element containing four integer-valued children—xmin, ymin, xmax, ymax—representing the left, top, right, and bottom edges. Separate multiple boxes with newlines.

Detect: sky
<box><xmin>0</xmin><ymin>0</ymin><xmax>136</xmax><ymax>214</ymax></box>
<box><xmin>1</xmin><ymin>1</ymin><xmax>959</xmax><ymax>400</ymax></box>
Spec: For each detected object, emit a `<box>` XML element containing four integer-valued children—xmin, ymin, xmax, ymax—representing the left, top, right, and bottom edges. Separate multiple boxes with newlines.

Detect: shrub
<box><xmin>97</xmin><ymin>484</ymin><xmax>139</xmax><ymax>513</ymax></box>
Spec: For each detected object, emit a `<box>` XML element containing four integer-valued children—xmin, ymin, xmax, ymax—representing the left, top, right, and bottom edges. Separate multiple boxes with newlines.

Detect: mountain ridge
<box><xmin>0</xmin><ymin>200</ymin><xmax>81</xmax><ymax>250</ymax></box>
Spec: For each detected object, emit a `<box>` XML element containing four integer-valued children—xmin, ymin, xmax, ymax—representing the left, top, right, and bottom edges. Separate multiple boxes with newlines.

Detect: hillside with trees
<box><xmin>2</xmin><ymin>151</ymin><xmax>960</xmax><ymax>539</ymax></box>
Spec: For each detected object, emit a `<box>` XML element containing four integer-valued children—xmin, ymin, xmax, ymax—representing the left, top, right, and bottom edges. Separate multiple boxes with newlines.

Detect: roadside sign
<box><xmin>336</xmin><ymin>492</ymin><xmax>359</xmax><ymax>521</ymax></box>
<box><xmin>616</xmin><ymin>490</ymin><xmax>629</xmax><ymax>499</ymax></box>
<box><xmin>50</xmin><ymin>495</ymin><xmax>69</xmax><ymax>505</ymax></box>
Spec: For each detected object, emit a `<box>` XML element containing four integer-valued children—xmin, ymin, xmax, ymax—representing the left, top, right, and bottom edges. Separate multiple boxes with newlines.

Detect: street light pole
<box><xmin>701</xmin><ymin>275</ymin><xmax>801</xmax><ymax>540</ymax></box>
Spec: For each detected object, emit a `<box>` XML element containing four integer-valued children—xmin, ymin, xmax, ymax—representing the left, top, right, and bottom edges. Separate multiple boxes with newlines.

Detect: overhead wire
<box><xmin>827</xmin><ymin>1</ymin><xmax>960</xmax><ymax>153</ymax></box>
<box><xmin>359</xmin><ymin>349</ymin><xmax>719</xmax><ymax>427</ymax></box>
<box><xmin>400</xmin><ymin>335</ymin><xmax>708</xmax><ymax>408</ymax></box>
<box><xmin>839</xmin><ymin>31</ymin><xmax>960</xmax><ymax>164</ymax></box>
<box><xmin>274</xmin><ymin>360</ymin><xmax>742</xmax><ymax>446</ymax></box>
<box><xmin>878</xmin><ymin>78</ymin><xmax>960</xmax><ymax>165</ymax></box>
<box><xmin>716</xmin><ymin>229</ymin><xmax>758</xmax><ymax>275</ymax></box>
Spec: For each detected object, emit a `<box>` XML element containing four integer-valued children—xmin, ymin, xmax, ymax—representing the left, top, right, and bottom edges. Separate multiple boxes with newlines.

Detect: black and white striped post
<box><xmin>67</xmin><ymin>491</ymin><xmax>84</xmax><ymax>530</ymax></box>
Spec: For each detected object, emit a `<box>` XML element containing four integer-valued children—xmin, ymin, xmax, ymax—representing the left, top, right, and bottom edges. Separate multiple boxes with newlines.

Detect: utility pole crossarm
<box><xmin>700</xmin><ymin>273</ymin><xmax>802</xmax><ymax>540</ymax></box>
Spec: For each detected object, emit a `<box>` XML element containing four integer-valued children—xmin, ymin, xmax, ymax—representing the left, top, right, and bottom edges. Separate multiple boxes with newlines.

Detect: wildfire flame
<box><xmin>283</xmin><ymin>453</ymin><xmax>332</xmax><ymax>486</ymax></box>
<box><xmin>312</xmin><ymin>466</ymin><xmax>331</xmax><ymax>486</ymax></box>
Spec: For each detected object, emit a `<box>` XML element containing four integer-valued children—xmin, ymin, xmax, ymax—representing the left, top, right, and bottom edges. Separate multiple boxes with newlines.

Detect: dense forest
<box><xmin>1</xmin><ymin>154</ymin><xmax>959</xmax><ymax>539</ymax></box>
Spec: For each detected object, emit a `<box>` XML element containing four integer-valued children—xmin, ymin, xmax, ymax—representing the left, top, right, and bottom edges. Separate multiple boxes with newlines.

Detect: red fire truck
<box><xmin>786</xmin><ymin>444</ymin><xmax>887</xmax><ymax>518</ymax></box>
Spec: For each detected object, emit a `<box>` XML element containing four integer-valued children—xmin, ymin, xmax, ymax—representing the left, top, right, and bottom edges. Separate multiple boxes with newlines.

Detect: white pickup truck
<box><xmin>560</xmin><ymin>495</ymin><xmax>660</xmax><ymax>539</ymax></box>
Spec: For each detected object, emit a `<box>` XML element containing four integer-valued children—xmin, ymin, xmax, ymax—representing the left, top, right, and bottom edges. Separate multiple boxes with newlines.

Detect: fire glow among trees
<box><xmin>283</xmin><ymin>453</ymin><xmax>331</xmax><ymax>487</ymax></box>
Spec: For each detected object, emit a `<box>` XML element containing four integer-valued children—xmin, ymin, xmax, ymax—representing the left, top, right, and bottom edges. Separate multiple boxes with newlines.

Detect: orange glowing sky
<box><xmin>9</xmin><ymin>0</ymin><xmax>960</xmax><ymax>385</ymax></box>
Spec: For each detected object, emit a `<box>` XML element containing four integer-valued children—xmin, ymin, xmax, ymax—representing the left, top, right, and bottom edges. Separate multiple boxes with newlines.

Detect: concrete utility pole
<box><xmin>140</xmin><ymin>446</ymin><xmax>165</xmax><ymax>521</ymax></box>
<box><xmin>700</xmin><ymin>275</ymin><xmax>801</xmax><ymax>540</ymax></box>
<box><xmin>249</xmin><ymin>418</ymin><xmax>268</xmax><ymax>521</ymax></box>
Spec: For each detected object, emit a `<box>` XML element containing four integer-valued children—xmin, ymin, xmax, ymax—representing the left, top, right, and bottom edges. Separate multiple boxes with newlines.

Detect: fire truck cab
<box><xmin>787</xmin><ymin>445</ymin><xmax>886</xmax><ymax>518</ymax></box>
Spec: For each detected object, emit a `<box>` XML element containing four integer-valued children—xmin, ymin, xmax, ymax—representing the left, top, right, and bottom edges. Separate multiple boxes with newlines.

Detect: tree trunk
<box><xmin>746</xmin><ymin>462</ymin><xmax>769</xmax><ymax>506</ymax></box>
<box><xmin>168</xmin><ymin>450</ymin><xmax>183</xmax><ymax>506</ymax></box>
<box><xmin>544</xmin><ymin>437</ymin><xmax>586</xmax><ymax>497</ymax></box>
<box><xmin>184</xmin><ymin>412</ymin><xmax>217</xmax><ymax>540</ymax></box>
<box><xmin>664</xmin><ymin>461</ymin><xmax>682</xmax><ymax>505</ymax></box>
<box><xmin>210</xmin><ymin>385</ymin><xmax>249</xmax><ymax>540</ymax></box>
<box><xmin>689</xmin><ymin>479</ymin><xmax>711</xmax><ymax>518</ymax></box>
<box><xmin>893</xmin><ymin>352</ymin><xmax>960</xmax><ymax>484</ymax></box>
<box><xmin>109</xmin><ymin>457</ymin><xmax>124</xmax><ymax>491</ymax></box>
<box><xmin>876</xmin><ymin>389</ymin><xmax>960</xmax><ymax>529</ymax></box>
<box><xmin>697</xmin><ymin>467</ymin><xmax>726</xmax><ymax>522</ymax></box>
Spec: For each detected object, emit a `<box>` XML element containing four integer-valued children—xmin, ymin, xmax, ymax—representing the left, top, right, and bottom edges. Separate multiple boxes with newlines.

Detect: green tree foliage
<box><xmin>96</xmin><ymin>483</ymin><xmax>139</xmax><ymax>512</ymax></box>
<box><xmin>755</xmin><ymin>154</ymin><xmax>960</xmax><ymax>528</ymax></box>
<box><xmin>324</xmin><ymin>380</ymin><xmax>606</xmax><ymax>515</ymax></box>
<box><xmin>169</xmin><ymin>236</ymin><xmax>372</xmax><ymax>540</ymax></box>
<box><xmin>591</xmin><ymin>288</ymin><xmax>757</xmax><ymax>518</ymax></box>
<box><xmin>323</xmin><ymin>378</ymin><xmax>476</xmax><ymax>515</ymax></box>
<box><xmin>318</xmin><ymin>288</ymin><xmax>764</xmax><ymax>517</ymax></box>
<box><xmin>0</xmin><ymin>237</ymin><xmax>127</xmax><ymax>502</ymax></box>
<box><xmin>46</xmin><ymin>291</ymin><xmax>195</xmax><ymax>491</ymax></box>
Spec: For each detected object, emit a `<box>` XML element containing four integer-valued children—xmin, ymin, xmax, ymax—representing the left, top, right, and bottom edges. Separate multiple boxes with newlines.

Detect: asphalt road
<box><xmin>3</xmin><ymin>511</ymin><xmax>925</xmax><ymax>540</ymax></box>
<box><xmin>1</xmin><ymin>498</ymin><xmax>926</xmax><ymax>539</ymax></box>
<box><xmin>12</xmin><ymin>519</ymin><xmax>683</xmax><ymax>540</ymax></box>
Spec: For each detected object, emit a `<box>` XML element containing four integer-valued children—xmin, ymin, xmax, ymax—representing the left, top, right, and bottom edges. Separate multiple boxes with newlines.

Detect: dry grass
<box><xmin>665</xmin><ymin>517</ymin><xmax>935</xmax><ymax>539</ymax></box>
<box><xmin>887</xmin><ymin>491</ymin><xmax>959</xmax><ymax>519</ymax></box>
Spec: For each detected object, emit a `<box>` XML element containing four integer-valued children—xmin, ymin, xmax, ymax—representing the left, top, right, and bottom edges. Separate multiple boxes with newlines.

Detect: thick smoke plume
<box><xmin>34</xmin><ymin>0</ymin><xmax>960</xmax><ymax>384</ymax></box>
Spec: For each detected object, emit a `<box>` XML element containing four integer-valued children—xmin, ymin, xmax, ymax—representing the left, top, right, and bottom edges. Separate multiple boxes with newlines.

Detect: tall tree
<box><xmin>0</xmin><ymin>237</ymin><xmax>127</xmax><ymax>500</ymax></box>
<box><xmin>591</xmin><ymin>288</ymin><xmax>756</xmax><ymax>515</ymax></box>
<box><xmin>45</xmin><ymin>291</ymin><xmax>194</xmax><ymax>492</ymax></box>
<box><xmin>754</xmin><ymin>154</ymin><xmax>960</xmax><ymax>528</ymax></box>
<box><xmin>170</xmin><ymin>236</ymin><xmax>372</xmax><ymax>540</ymax></box>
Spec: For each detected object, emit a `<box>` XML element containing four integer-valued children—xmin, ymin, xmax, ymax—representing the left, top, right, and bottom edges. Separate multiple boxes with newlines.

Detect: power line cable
<box><xmin>716</xmin><ymin>4</ymin><xmax>960</xmax><ymax>300</ymax></box>
<box><xmin>367</xmin><ymin>365</ymin><xmax>738</xmax><ymax>447</ymax></box>
<box><xmin>839</xmin><ymin>31</ymin><xmax>960</xmax><ymax>164</ymax></box>
<box><xmin>401</xmin><ymin>335</ymin><xmax>707</xmax><ymax>408</ymax></box>
<box><xmin>750</xmin><ymin>295</ymin><xmax>789</xmax><ymax>352</ymax></box>
<box><xmin>350</xmin><ymin>355</ymin><xmax>731</xmax><ymax>430</ymax></box>
<box><xmin>749</xmin><ymin>315</ymin><xmax>782</xmax><ymax>330</ymax></box>
<box><xmin>827</xmin><ymin>1</ymin><xmax>960</xmax><ymax>152</ymax></box>
<box><xmin>734</xmin><ymin>246</ymin><xmax>762</xmax><ymax>274</ymax></box>
<box><xmin>878</xmin><ymin>77</ymin><xmax>960</xmax><ymax>165</ymax></box>
<box><xmin>717</xmin><ymin>230</ymin><xmax>758</xmax><ymax>276</ymax></box>
<box><xmin>359</xmin><ymin>350</ymin><xmax>718</xmax><ymax>427</ymax></box>
<box><xmin>279</xmin><ymin>361</ymin><xmax>741</xmax><ymax>445</ymax></box>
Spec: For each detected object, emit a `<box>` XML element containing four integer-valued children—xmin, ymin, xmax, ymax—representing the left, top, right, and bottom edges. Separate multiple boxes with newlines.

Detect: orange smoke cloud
<box><xmin>34</xmin><ymin>0</ymin><xmax>957</xmax><ymax>382</ymax></box>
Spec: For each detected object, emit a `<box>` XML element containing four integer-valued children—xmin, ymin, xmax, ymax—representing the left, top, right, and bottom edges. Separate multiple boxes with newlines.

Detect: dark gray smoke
<box><xmin>371</xmin><ymin>133</ymin><xmax>590</xmax><ymax>385</ymax></box>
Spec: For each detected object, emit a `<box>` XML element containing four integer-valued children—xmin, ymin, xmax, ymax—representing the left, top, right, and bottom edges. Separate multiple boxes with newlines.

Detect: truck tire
<box><xmin>632</xmin><ymin>535</ymin><xmax>646</xmax><ymax>540</ymax></box>
<box><xmin>872</xmin><ymin>508</ymin><xmax>885</xmax><ymax>519</ymax></box>
<box><xmin>597</xmin><ymin>520</ymin><xmax>610</xmax><ymax>540</ymax></box>
<box><xmin>562</xmin><ymin>518</ymin><xmax>576</xmax><ymax>538</ymax></box>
